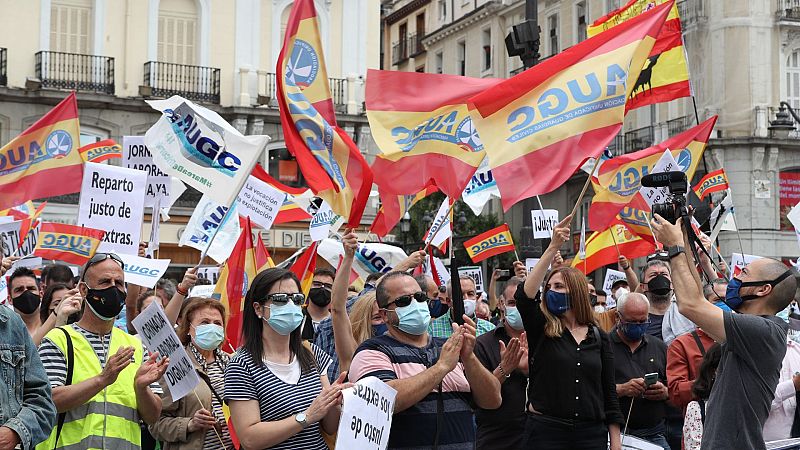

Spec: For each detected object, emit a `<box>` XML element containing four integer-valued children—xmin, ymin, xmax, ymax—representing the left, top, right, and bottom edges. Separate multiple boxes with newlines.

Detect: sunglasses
<box><xmin>264</xmin><ymin>293</ymin><xmax>306</xmax><ymax>305</ymax></box>
<box><xmin>81</xmin><ymin>253</ymin><xmax>124</xmax><ymax>280</ymax></box>
<box><xmin>385</xmin><ymin>291</ymin><xmax>427</xmax><ymax>308</ymax></box>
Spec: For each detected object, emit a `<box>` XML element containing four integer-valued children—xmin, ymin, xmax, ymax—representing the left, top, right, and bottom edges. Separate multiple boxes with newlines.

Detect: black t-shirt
<box><xmin>701</xmin><ymin>313</ymin><xmax>788</xmax><ymax>450</ymax></box>
<box><xmin>647</xmin><ymin>313</ymin><xmax>665</xmax><ymax>341</ymax></box>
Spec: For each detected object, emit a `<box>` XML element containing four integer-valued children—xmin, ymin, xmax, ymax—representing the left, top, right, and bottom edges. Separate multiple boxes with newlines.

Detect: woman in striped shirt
<box><xmin>225</xmin><ymin>268</ymin><xmax>352</xmax><ymax>450</ymax></box>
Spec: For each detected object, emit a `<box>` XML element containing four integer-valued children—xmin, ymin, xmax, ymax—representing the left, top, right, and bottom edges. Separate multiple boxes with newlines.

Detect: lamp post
<box><xmin>769</xmin><ymin>102</ymin><xmax>797</xmax><ymax>139</ymax></box>
<box><xmin>400</xmin><ymin>212</ymin><xmax>411</xmax><ymax>252</ymax></box>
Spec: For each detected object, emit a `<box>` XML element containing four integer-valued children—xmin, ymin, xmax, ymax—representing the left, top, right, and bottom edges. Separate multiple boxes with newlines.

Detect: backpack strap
<box><xmin>53</xmin><ymin>326</ymin><xmax>74</xmax><ymax>449</ymax></box>
<box><xmin>691</xmin><ymin>330</ymin><xmax>706</xmax><ymax>356</ymax></box>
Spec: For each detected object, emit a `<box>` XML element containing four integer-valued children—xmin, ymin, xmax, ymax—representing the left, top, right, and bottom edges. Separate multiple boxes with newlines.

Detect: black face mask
<box><xmin>647</xmin><ymin>275</ymin><xmax>672</xmax><ymax>297</ymax></box>
<box><xmin>308</xmin><ymin>288</ymin><xmax>332</xmax><ymax>307</ymax></box>
<box><xmin>13</xmin><ymin>290</ymin><xmax>41</xmax><ymax>315</ymax></box>
<box><xmin>85</xmin><ymin>285</ymin><xmax>126</xmax><ymax>321</ymax></box>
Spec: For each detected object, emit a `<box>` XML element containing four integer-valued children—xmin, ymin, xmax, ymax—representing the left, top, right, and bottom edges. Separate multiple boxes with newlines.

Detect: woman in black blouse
<box><xmin>514</xmin><ymin>215</ymin><xmax>623</xmax><ymax>450</ymax></box>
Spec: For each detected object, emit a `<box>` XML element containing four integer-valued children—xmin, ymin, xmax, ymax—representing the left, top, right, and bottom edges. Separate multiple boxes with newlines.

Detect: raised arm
<box><xmin>164</xmin><ymin>268</ymin><xmax>197</xmax><ymax>326</ymax></box>
<box><xmin>32</xmin><ymin>290</ymin><xmax>82</xmax><ymax>346</ymax></box>
<box><xmin>618</xmin><ymin>255</ymin><xmax>639</xmax><ymax>292</ymax></box>
<box><xmin>488</xmin><ymin>269</ymin><xmax>500</xmax><ymax>314</ymax></box>
<box><xmin>523</xmin><ymin>215</ymin><xmax>572</xmax><ymax>299</ymax></box>
<box><xmin>332</xmin><ymin>232</ymin><xmax>359</xmax><ymax>374</ymax></box>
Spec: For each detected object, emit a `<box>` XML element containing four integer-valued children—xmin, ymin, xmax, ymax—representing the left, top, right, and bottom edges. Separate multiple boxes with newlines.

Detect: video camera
<box><xmin>641</xmin><ymin>171</ymin><xmax>689</xmax><ymax>225</ymax></box>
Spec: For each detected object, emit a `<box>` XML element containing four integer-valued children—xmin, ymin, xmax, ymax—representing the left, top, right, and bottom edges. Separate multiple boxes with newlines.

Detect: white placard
<box><xmin>132</xmin><ymin>301</ymin><xmax>200</xmax><ymax>401</ymax></box>
<box><xmin>179</xmin><ymin>194</ymin><xmax>241</xmax><ymax>264</ymax></box>
<box><xmin>77</xmin><ymin>162</ymin><xmax>147</xmax><ymax>255</ymax></box>
<box><xmin>639</xmin><ymin>150</ymin><xmax>683</xmax><ymax>207</ymax></box>
<box><xmin>196</xmin><ymin>266</ymin><xmax>220</xmax><ymax>285</ymax></box>
<box><xmin>236</xmin><ymin>175</ymin><xmax>285</xmax><ymax>231</ymax></box>
<box><xmin>731</xmin><ymin>253</ymin><xmax>763</xmax><ymax>272</ymax></box>
<box><xmin>603</xmin><ymin>269</ymin><xmax>627</xmax><ymax>294</ymax></box>
<box><xmin>458</xmin><ymin>266</ymin><xmax>485</xmax><ymax>294</ymax></box>
<box><xmin>317</xmin><ymin>239</ymin><xmax>409</xmax><ymax>280</ymax></box>
<box><xmin>525</xmin><ymin>258</ymin><xmax>540</xmax><ymax>273</ymax></box>
<box><xmin>123</xmin><ymin>136</ymin><xmax>173</xmax><ymax>208</ymax></box>
<box><xmin>531</xmin><ymin>209</ymin><xmax>559</xmax><ymax>239</ymax></box>
<box><xmin>188</xmin><ymin>285</ymin><xmax>216</xmax><ymax>298</ymax></box>
<box><xmin>615</xmin><ymin>434</ymin><xmax>665</xmax><ymax>450</ymax></box>
<box><xmin>0</xmin><ymin>221</ymin><xmax>39</xmax><ymax>258</ymax></box>
<box><xmin>118</xmin><ymin>254</ymin><xmax>171</xmax><ymax>288</ymax></box>
<box><xmin>309</xmin><ymin>202</ymin><xmax>344</xmax><ymax>242</ymax></box>
<box><xmin>335</xmin><ymin>376</ymin><xmax>396</xmax><ymax>450</ymax></box>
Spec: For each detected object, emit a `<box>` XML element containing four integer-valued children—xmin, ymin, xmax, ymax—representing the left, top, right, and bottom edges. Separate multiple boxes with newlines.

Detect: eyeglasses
<box><xmin>312</xmin><ymin>281</ymin><xmax>333</xmax><ymax>290</ymax></box>
<box><xmin>385</xmin><ymin>291</ymin><xmax>427</xmax><ymax>308</ymax></box>
<box><xmin>81</xmin><ymin>253</ymin><xmax>124</xmax><ymax>280</ymax></box>
<box><xmin>264</xmin><ymin>293</ymin><xmax>306</xmax><ymax>305</ymax></box>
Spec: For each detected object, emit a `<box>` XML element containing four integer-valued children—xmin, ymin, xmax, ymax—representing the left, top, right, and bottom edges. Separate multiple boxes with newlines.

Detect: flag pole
<box><xmin>645</xmin><ymin>218</ymin><xmax>661</xmax><ymax>251</ymax></box>
<box><xmin>570</xmin><ymin>157</ymin><xmax>602</xmax><ymax>219</ymax></box>
<box><xmin>731</xmin><ymin>214</ymin><xmax>746</xmax><ymax>257</ymax></box>
<box><xmin>609</xmin><ymin>227</ymin><xmax>621</xmax><ymax>258</ymax></box>
<box><xmin>192</xmin><ymin>390</ymin><xmax>227</xmax><ymax>449</ymax></box>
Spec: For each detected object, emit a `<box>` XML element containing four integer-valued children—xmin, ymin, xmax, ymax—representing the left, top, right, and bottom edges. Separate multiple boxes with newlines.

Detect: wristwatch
<box><xmin>294</xmin><ymin>412</ymin><xmax>308</xmax><ymax>429</ymax></box>
<box><xmin>667</xmin><ymin>245</ymin><xmax>685</xmax><ymax>259</ymax></box>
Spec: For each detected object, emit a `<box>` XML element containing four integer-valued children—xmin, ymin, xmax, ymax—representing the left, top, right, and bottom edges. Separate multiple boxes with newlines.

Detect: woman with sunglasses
<box><xmin>225</xmin><ymin>268</ymin><xmax>351</xmax><ymax>450</ymax></box>
<box><xmin>514</xmin><ymin>215</ymin><xmax>623</xmax><ymax>450</ymax></box>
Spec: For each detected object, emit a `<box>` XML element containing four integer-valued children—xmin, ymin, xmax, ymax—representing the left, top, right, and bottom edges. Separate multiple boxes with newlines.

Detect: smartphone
<box><xmin>496</xmin><ymin>269</ymin><xmax>512</xmax><ymax>282</ymax></box>
<box><xmin>644</xmin><ymin>372</ymin><xmax>659</xmax><ymax>386</ymax></box>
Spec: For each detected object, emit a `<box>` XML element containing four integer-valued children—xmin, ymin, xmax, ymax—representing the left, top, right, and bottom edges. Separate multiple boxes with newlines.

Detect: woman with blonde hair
<box><xmin>515</xmin><ymin>215</ymin><xmax>623</xmax><ymax>450</ymax></box>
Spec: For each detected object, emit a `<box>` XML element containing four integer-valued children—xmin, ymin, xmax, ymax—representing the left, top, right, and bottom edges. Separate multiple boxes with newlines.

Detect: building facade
<box><xmin>0</xmin><ymin>0</ymin><xmax>381</xmax><ymax>271</ymax></box>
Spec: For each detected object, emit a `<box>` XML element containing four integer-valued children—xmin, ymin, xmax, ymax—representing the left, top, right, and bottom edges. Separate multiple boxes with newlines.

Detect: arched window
<box><xmin>787</xmin><ymin>50</ymin><xmax>800</xmax><ymax>110</ymax></box>
<box><xmin>50</xmin><ymin>0</ymin><xmax>92</xmax><ymax>54</ymax></box>
<box><xmin>158</xmin><ymin>0</ymin><xmax>198</xmax><ymax>65</ymax></box>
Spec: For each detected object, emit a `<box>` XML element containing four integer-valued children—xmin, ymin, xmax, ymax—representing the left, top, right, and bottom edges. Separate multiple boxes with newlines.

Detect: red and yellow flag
<box><xmin>463</xmin><ymin>224</ymin><xmax>516</xmax><ymax>263</ymax></box>
<box><xmin>589</xmin><ymin>0</ymin><xmax>690</xmax><ymax>111</ymax></box>
<box><xmin>78</xmin><ymin>139</ymin><xmax>122</xmax><ymax>163</ymax></box>
<box><xmin>254</xmin><ymin>230</ymin><xmax>275</xmax><ymax>269</ymax></box>
<box><xmin>693</xmin><ymin>168</ymin><xmax>729</xmax><ymax>201</ymax></box>
<box><xmin>33</xmin><ymin>222</ymin><xmax>105</xmax><ymax>266</ymax></box>
<box><xmin>0</xmin><ymin>93</ymin><xmax>83</xmax><ymax>210</ymax></box>
<box><xmin>290</xmin><ymin>241</ymin><xmax>318</xmax><ymax>297</ymax></box>
<box><xmin>589</xmin><ymin>116</ymin><xmax>716</xmax><ymax>229</ymax></box>
<box><xmin>571</xmin><ymin>223</ymin><xmax>653</xmax><ymax>274</ymax></box>
<box><xmin>371</xmin><ymin>184</ymin><xmax>439</xmax><ymax>237</ymax></box>
<box><xmin>469</xmin><ymin>2</ymin><xmax>671</xmax><ymax>211</ymax></box>
<box><xmin>612</xmin><ymin>206</ymin><xmax>655</xmax><ymax>243</ymax></box>
<box><xmin>277</xmin><ymin>0</ymin><xmax>373</xmax><ymax>227</ymax></box>
<box><xmin>367</xmin><ymin>70</ymin><xmax>501</xmax><ymax>198</ymax></box>
<box><xmin>250</xmin><ymin>164</ymin><xmax>313</xmax><ymax>224</ymax></box>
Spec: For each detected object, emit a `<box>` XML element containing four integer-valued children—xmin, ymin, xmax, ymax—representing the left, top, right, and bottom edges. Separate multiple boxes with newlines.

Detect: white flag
<box><xmin>144</xmin><ymin>96</ymin><xmax>269</xmax><ymax>205</ymax></box>
<box><xmin>709</xmin><ymin>190</ymin><xmax>735</xmax><ymax>243</ymax></box>
<box><xmin>462</xmin><ymin>157</ymin><xmax>501</xmax><ymax>215</ymax></box>
<box><xmin>424</xmin><ymin>198</ymin><xmax>452</xmax><ymax>249</ymax></box>
<box><xmin>317</xmin><ymin>239</ymin><xmax>409</xmax><ymax>279</ymax></box>
<box><xmin>309</xmin><ymin>202</ymin><xmax>345</xmax><ymax>242</ymax></box>
<box><xmin>180</xmin><ymin>194</ymin><xmax>241</xmax><ymax>263</ymax></box>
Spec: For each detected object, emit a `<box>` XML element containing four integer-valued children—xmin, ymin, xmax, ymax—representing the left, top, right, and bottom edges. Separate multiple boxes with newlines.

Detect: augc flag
<box><xmin>33</xmin><ymin>222</ymin><xmax>105</xmax><ymax>266</ymax></box>
<box><xmin>371</xmin><ymin>184</ymin><xmax>439</xmax><ymax>237</ymax></box>
<box><xmin>469</xmin><ymin>1</ymin><xmax>671</xmax><ymax>211</ymax></box>
<box><xmin>589</xmin><ymin>116</ymin><xmax>716</xmax><ymax>229</ymax></box>
<box><xmin>0</xmin><ymin>93</ymin><xmax>83</xmax><ymax>210</ymax></box>
<box><xmin>79</xmin><ymin>139</ymin><xmax>122</xmax><ymax>163</ymax></box>
<box><xmin>463</xmin><ymin>224</ymin><xmax>516</xmax><ymax>263</ymax></box>
<box><xmin>589</xmin><ymin>0</ymin><xmax>690</xmax><ymax>111</ymax></box>
<box><xmin>693</xmin><ymin>168</ymin><xmax>729</xmax><ymax>201</ymax></box>
<box><xmin>277</xmin><ymin>0</ymin><xmax>373</xmax><ymax>227</ymax></box>
<box><xmin>571</xmin><ymin>223</ymin><xmax>653</xmax><ymax>274</ymax></box>
<box><xmin>367</xmin><ymin>70</ymin><xmax>500</xmax><ymax>198</ymax></box>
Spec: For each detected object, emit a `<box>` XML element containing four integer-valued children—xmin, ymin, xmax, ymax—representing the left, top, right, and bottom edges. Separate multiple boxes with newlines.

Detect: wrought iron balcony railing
<box><xmin>143</xmin><ymin>61</ymin><xmax>220</xmax><ymax>103</ymax></box>
<box><xmin>35</xmin><ymin>51</ymin><xmax>114</xmax><ymax>94</ymax></box>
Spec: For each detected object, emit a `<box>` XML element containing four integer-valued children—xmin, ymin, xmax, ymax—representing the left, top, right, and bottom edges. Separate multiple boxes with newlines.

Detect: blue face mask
<box><xmin>392</xmin><ymin>300</ymin><xmax>431</xmax><ymax>335</ymax></box>
<box><xmin>545</xmin><ymin>290</ymin><xmax>569</xmax><ymax>316</ymax></box>
<box><xmin>725</xmin><ymin>270</ymin><xmax>792</xmax><ymax>311</ymax></box>
<box><xmin>505</xmin><ymin>306</ymin><xmax>524</xmax><ymax>330</ymax></box>
<box><xmin>372</xmin><ymin>323</ymin><xmax>388</xmax><ymax>336</ymax></box>
<box><xmin>193</xmin><ymin>323</ymin><xmax>224</xmax><ymax>351</ymax></box>
<box><xmin>620</xmin><ymin>321</ymin><xmax>648</xmax><ymax>341</ymax></box>
<box><xmin>264</xmin><ymin>302</ymin><xmax>304</xmax><ymax>335</ymax></box>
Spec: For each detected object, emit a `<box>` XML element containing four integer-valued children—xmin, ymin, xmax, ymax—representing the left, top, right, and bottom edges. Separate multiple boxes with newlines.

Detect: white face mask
<box><xmin>594</xmin><ymin>305</ymin><xmax>606</xmax><ymax>313</ymax></box>
<box><xmin>614</xmin><ymin>287</ymin><xmax>629</xmax><ymax>300</ymax></box>
<box><xmin>463</xmin><ymin>300</ymin><xmax>477</xmax><ymax>317</ymax></box>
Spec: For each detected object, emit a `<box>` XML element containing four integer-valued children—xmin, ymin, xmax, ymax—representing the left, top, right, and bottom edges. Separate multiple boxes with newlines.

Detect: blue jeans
<box><xmin>628</xmin><ymin>423</ymin><xmax>672</xmax><ymax>450</ymax></box>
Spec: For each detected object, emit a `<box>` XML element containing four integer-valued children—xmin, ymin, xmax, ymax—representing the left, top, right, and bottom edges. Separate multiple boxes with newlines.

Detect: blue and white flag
<box><xmin>462</xmin><ymin>157</ymin><xmax>501</xmax><ymax>215</ymax></box>
<box><xmin>180</xmin><ymin>194</ymin><xmax>241</xmax><ymax>263</ymax></box>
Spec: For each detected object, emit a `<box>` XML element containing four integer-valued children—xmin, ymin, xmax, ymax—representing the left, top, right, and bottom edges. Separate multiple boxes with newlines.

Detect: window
<box><xmin>158</xmin><ymin>0</ymin><xmax>198</xmax><ymax>65</ymax></box>
<box><xmin>482</xmin><ymin>28</ymin><xmax>491</xmax><ymax>71</ymax></box>
<box><xmin>787</xmin><ymin>51</ymin><xmax>800</xmax><ymax>110</ymax></box>
<box><xmin>435</xmin><ymin>51</ymin><xmax>443</xmax><ymax>74</ymax></box>
<box><xmin>457</xmin><ymin>40</ymin><xmax>466</xmax><ymax>76</ymax></box>
<box><xmin>576</xmin><ymin>2</ymin><xmax>587</xmax><ymax>43</ymax></box>
<box><xmin>416</xmin><ymin>13</ymin><xmax>425</xmax><ymax>36</ymax></box>
<box><xmin>438</xmin><ymin>0</ymin><xmax>447</xmax><ymax>21</ymax></box>
<box><xmin>416</xmin><ymin>65</ymin><xmax>425</xmax><ymax>73</ymax></box>
<box><xmin>50</xmin><ymin>0</ymin><xmax>92</xmax><ymax>54</ymax></box>
<box><xmin>548</xmin><ymin>14</ymin><xmax>559</xmax><ymax>56</ymax></box>
<box><xmin>399</xmin><ymin>22</ymin><xmax>408</xmax><ymax>60</ymax></box>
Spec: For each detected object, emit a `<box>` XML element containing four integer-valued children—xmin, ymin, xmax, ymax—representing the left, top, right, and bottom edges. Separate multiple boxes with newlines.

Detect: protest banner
<box><xmin>317</xmin><ymin>239</ymin><xmax>409</xmax><ymax>280</ymax></box>
<box><xmin>189</xmin><ymin>285</ymin><xmax>217</xmax><ymax>298</ymax></box>
<box><xmin>531</xmin><ymin>209</ymin><xmax>559</xmax><ymax>239</ymax></box>
<box><xmin>77</xmin><ymin>162</ymin><xmax>146</xmax><ymax>255</ymax></box>
<box><xmin>458</xmin><ymin>266</ymin><xmax>485</xmax><ymax>294</ymax></box>
<box><xmin>123</xmin><ymin>136</ymin><xmax>176</xmax><ymax>208</ymax></box>
<box><xmin>196</xmin><ymin>266</ymin><xmax>221</xmax><ymax>285</ymax></box>
<box><xmin>638</xmin><ymin>150</ymin><xmax>685</xmax><ymax>208</ymax></box>
<box><xmin>132</xmin><ymin>301</ymin><xmax>200</xmax><ymax>401</ymax></box>
<box><xmin>117</xmin><ymin>254</ymin><xmax>171</xmax><ymax>288</ymax></box>
<box><xmin>236</xmin><ymin>175</ymin><xmax>285</xmax><ymax>231</ymax></box>
<box><xmin>603</xmin><ymin>269</ymin><xmax>627</xmax><ymax>294</ymax></box>
<box><xmin>335</xmin><ymin>376</ymin><xmax>397</xmax><ymax>450</ymax></box>
<box><xmin>180</xmin><ymin>195</ymin><xmax>241</xmax><ymax>264</ymax></box>
<box><xmin>0</xmin><ymin>220</ymin><xmax>39</xmax><ymax>258</ymax></box>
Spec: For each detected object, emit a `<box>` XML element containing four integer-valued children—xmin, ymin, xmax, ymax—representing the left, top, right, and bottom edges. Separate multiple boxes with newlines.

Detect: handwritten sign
<box><xmin>531</xmin><ymin>209</ymin><xmax>559</xmax><ymax>239</ymax></box>
<box><xmin>335</xmin><ymin>376</ymin><xmax>397</xmax><ymax>450</ymax></box>
<box><xmin>236</xmin><ymin>175</ymin><xmax>285</xmax><ymax>231</ymax></box>
<box><xmin>132</xmin><ymin>301</ymin><xmax>200</xmax><ymax>401</ymax></box>
<box><xmin>117</xmin><ymin>254</ymin><xmax>171</xmax><ymax>288</ymax></box>
<box><xmin>639</xmin><ymin>150</ymin><xmax>683</xmax><ymax>208</ymax></box>
<box><xmin>458</xmin><ymin>266</ymin><xmax>485</xmax><ymax>294</ymax></box>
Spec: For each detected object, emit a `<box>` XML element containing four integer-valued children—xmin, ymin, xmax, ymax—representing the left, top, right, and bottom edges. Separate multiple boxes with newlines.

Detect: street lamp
<box><xmin>400</xmin><ymin>212</ymin><xmax>411</xmax><ymax>250</ymax></box>
<box><xmin>769</xmin><ymin>102</ymin><xmax>797</xmax><ymax>139</ymax></box>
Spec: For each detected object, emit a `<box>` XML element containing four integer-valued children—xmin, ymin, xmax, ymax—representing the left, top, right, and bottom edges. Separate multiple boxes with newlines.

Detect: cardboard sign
<box><xmin>123</xmin><ymin>136</ymin><xmax>173</xmax><ymax>207</ymax></box>
<box><xmin>77</xmin><ymin>162</ymin><xmax>147</xmax><ymax>255</ymax></box>
<box><xmin>458</xmin><ymin>266</ymin><xmax>485</xmax><ymax>294</ymax></box>
<box><xmin>118</xmin><ymin>254</ymin><xmax>171</xmax><ymax>288</ymax></box>
<box><xmin>335</xmin><ymin>376</ymin><xmax>397</xmax><ymax>450</ymax></box>
<box><xmin>196</xmin><ymin>266</ymin><xmax>220</xmax><ymax>285</ymax></box>
<box><xmin>602</xmin><ymin>269</ymin><xmax>627</xmax><ymax>294</ymax></box>
<box><xmin>531</xmin><ymin>209</ymin><xmax>559</xmax><ymax>239</ymax></box>
<box><xmin>132</xmin><ymin>301</ymin><xmax>200</xmax><ymax>401</ymax></box>
<box><xmin>236</xmin><ymin>175</ymin><xmax>285</xmax><ymax>231</ymax></box>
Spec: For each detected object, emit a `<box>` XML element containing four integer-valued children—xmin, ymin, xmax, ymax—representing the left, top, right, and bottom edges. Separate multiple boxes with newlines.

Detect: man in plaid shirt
<box><xmin>429</xmin><ymin>275</ymin><xmax>495</xmax><ymax>338</ymax></box>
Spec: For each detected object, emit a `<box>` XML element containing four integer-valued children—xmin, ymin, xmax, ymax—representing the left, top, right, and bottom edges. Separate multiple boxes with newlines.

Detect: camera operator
<box><xmin>650</xmin><ymin>214</ymin><xmax>796</xmax><ymax>450</ymax></box>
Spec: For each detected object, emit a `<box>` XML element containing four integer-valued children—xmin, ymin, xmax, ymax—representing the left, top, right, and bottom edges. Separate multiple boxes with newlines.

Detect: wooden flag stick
<box><xmin>570</xmin><ymin>157</ymin><xmax>602</xmax><ymax>219</ymax></box>
<box><xmin>609</xmin><ymin>226</ymin><xmax>621</xmax><ymax>258</ymax></box>
<box><xmin>192</xmin><ymin>390</ymin><xmax>227</xmax><ymax>449</ymax></box>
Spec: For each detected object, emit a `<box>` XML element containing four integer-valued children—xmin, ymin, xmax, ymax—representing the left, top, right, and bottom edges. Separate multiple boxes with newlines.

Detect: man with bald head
<box><xmin>652</xmin><ymin>216</ymin><xmax>798</xmax><ymax>450</ymax></box>
<box><xmin>611</xmin><ymin>293</ymin><xmax>670</xmax><ymax>448</ymax></box>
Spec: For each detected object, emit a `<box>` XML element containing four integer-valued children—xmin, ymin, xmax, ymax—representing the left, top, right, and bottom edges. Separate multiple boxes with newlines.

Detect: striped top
<box><xmin>224</xmin><ymin>344</ymin><xmax>332</xmax><ymax>450</ymax></box>
<box><xmin>188</xmin><ymin>343</ymin><xmax>233</xmax><ymax>450</ymax></box>
<box><xmin>349</xmin><ymin>334</ymin><xmax>475</xmax><ymax>450</ymax></box>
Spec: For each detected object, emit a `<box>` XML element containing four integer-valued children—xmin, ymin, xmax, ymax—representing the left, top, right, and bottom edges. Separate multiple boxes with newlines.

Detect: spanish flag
<box><xmin>469</xmin><ymin>2</ymin><xmax>670</xmax><ymax>211</ymax></box>
<box><xmin>612</xmin><ymin>206</ymin><xmax>655</xmax><ymax>243</ymax></box>
<box><xmin>589</xmin><ymin>116</ymin><xmax>716</xmax><ymax>229</ymax></box>
<box><xmin>250</xmin><ymin>164</ymin><xmax>313</xmax><ymax>224</ymax></box>
<box><xmin>290</xmin><ymin>241</ymin><xmax>319</xmax><ymax>297</ymax></box>
<box><xmin>367</xmin><ymin>70</ymin><xmax>501</xmax><ymax>198</ymax></box>
<box><xmin>255</xmin><ymin>230</ymin><xmax>276</xmax><ymax>269</ymax></box>
<box><xmin>571</xmin><ymin>223</ymin><xmax>653</xmax><ymax>274</ymax></box>
<box><xmin>371</xmin><ymin>184</ymin><xmax>439</xmax><ymax>237</ymax></box>
<box><xmin>463</xmin><ymin>224</ymin><xmax>516</xmax><ymax>263</ymax></box>
<box><xmin>33</xmin><ymin>222</ymin><xmax>105</xmax><ymax>266</ymax></box>
<box><xmin>589</xmin><ymin>0</ymin><xmax>690</xmax><ymax>111</ymax></box>
<box><xmin>78</xmin><ymin>139</ymin><xmax>122</xmax><ymax>163</ymax></box>
<box><xmin>0</xmin><ymin>93</ymin><xmax>83</xmax><ymax>210</ymax></box>
<box><xmin>277</xmin><ymin>0</ymin><xmax>373</xmax><ymax>227</ymax></box>
<box><xmin>693</xmin><ymin>168</ymin><xmax>729</xmax><ymax>201</ymax></box>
